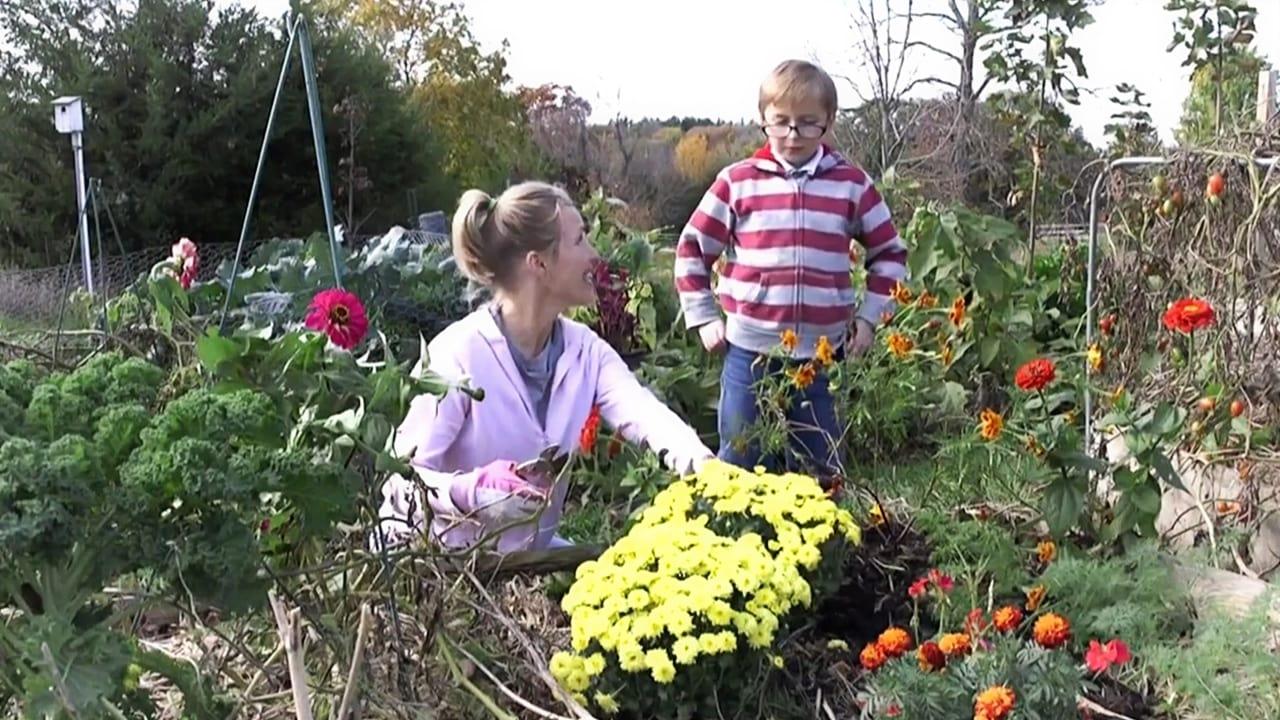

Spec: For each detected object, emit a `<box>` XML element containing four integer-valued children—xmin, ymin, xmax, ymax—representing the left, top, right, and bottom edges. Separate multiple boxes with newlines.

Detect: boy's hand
<box><xmin>698</xmin><ymin>319</ymin><xmax>727</xmax><ymax>353</ymax></box>
<box><xmin>845</xmin><ymin>318</ymin><xmax>875</xmax><ymax>357</ymax></box>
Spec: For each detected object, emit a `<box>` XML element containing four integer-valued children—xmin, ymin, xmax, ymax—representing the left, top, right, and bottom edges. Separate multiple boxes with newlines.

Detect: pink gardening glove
<box><xmin>451</xmin><ymin>460</ymin><xmax>548</xmax><ymax>527</ymax></box>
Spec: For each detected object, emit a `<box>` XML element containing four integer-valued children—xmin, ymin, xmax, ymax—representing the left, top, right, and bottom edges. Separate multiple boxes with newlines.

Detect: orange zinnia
<box><xmin>788</xmin><ymin>362</ymin><xmax>817</xmax><ymax>389</ymax></box>
<box><xmin>992</xmin><ymin>605</ymin><xmax>1023</xmax><ymax>632</ymax></box>
<box><xmin>949</xmin><ymin>296</ymin><xmax>966</xmax><ymax>327</ymax></box>
<box><xmin>886</xmin><ymin>333</ymin><xmax>914</xmax><ymax>359</ymax></box>
<box><xmin>1086</xmin><ymin>343</ymin><xmax>1104</xmax><ymax>373</ymax></box>
<box><xmin>1025</xmin><ymin>585</ymin><xmax>1046</xmax><ymax>612</ymax></box>
<box><xmin>1032</xmin><ymin>612</ymin><xmax>1071</xmax><ymax>649</ymax></box>
<box><xmin>579</xmin><ymin>404</ymin><xmax>601</xmax><ymax>453</ymax></box>
<box><xmin>978</xmin><ymin>408</ymin><xmax>1003</xmax><ymax>441</ymax></box>
<box><xmin>815</xmin><ymin>336</ymin><xmax>835</xmax><ymax>367</ymax></box>
<box><xmin>917</xmin><ymin>640</ymin><xmax>946</xmax><ymax>671</ymax></box>
<box><xmin>859</xmin><ymin>642</ymin><xmax>887</xmax><ymax>671</ymax></box>
<box><xmin>917</xmin><ymin>291</ymin><xmax>938</xmax><ymax>309</ymax></box>
<box><xmin>938</xmin><ymin>632</ymin><xmax>972</xmax><ymax>657</ymax></box>
<box><xmin>876</xmin><ymin>627</ymin><xmax>913</xmax><ymax>658</ymax></box>
<box><xmin>974</xmin><ymin>685</ymin><xmax>1016</xmax><ymax>720</ymax></box>
<box><xmin>1014</xmin><ymin>358</ymin><xmax>1056</xmax><ymax>392</ymax></box>
<box><xmin>891</xmin><ymin>281</ymin><xmax>914</xmax><ymax>305</ymax></box>
<box><xmin>1036</xmin><ymin>540</ymin><xmax>1057</xmax><ymax>564</ymax></box>
<box><xmin>780</xmin><ymin>329</ymin><xmax>799</xmax><ymax>352</ymax></box>
<box><xmin>1162</xmin><ymin>297</ymin><xmax>1215</xmax><ymax>334</ymax></box>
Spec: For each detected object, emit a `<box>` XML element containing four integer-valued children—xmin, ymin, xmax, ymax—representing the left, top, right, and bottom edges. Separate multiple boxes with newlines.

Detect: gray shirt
<box><xmin>490</xmin><ymin>305</ymin><xmax>564</xmax><ymax>427</ymax></box>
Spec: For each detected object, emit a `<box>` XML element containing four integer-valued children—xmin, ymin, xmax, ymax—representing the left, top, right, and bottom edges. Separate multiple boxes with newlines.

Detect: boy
<box><xmin>674</xmin><ymin>59</ymin><xmax>908</xmax><ymax>476</ymax></box>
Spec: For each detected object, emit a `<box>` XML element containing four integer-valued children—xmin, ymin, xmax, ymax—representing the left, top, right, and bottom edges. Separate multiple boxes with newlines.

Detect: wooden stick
<box><xmin>269</xmin><ymin>590</ymin><xmax>315</xmax><ymax>720</ymax></box>
<box><xmin>333</xmin><ymin>604</ymin><xmax>372</xmax><ymax>720</ymax></box>
<box><xmin>1077</xmin><ymin>695</ymin><xmax>1138</xmax><ymax>720</ymax></box>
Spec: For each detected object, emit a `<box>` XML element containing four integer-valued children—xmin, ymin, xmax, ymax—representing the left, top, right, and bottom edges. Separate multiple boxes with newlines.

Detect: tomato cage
<box><xmin>1082</xmin><ymin>153</ymin><xmax>1280</xmax><ymax>447</ymax></box>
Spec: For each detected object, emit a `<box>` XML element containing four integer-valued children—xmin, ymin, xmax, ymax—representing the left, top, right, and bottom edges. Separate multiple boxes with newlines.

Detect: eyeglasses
<box><xmin>761</xmin><ymin>122</ymin><xmax>827</xmax><ymax>139</ymax></box>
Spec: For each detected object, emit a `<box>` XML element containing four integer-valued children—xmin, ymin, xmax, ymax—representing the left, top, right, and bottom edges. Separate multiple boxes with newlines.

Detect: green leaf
<box><xmin>979</xmin><ymin>336</ymin><xmax>1001</xmax><ymax>368</ymax></box>
<box><xmin>1132</xmin><ymin>481</ymin><xmax>1162</xmax><ymax>515</ymax></box>
<box><xmin>1150</xmin><ymin>450</ymin><xmax>1187</xmax><ymax>493</ymax></box>
<box><xmin>939</xmin><ymin>381</ymin><xmax>968</xmax><ymax>415</ymax></box>
<box><xmin>1061</xmin><ymin>451</ymin><xmax>1108</xmax><ymax>475</ymax></box>
<box><xmin>196</xmin><ymin>332</ymin><xmax>245</xmax><ymax>372</ymax></box>
<box><xmin>1149</xmin><ymin>402</ymin><xmax>1181</xmax><ymax>435</ymax></box>
<box><xmin>362</xmin><ymin>413</ymin><xmax>393</xmax><ymax>452</ymax></box>
<box><xmin>1043</xmin><ymin>477</ymin><xmax>1084</xmax><ymax>536</ymax></box>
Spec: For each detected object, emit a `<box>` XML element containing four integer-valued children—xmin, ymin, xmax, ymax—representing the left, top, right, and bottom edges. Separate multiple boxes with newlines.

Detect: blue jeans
<box><xmin>716</xmin><ymin>343</ymin><xmax>842</xmax><ymax>476</ymax></box>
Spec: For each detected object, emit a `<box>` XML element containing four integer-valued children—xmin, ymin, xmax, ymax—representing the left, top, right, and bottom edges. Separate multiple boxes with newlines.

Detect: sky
<box><xmin>243</xmin><ymin>0</ymin><xmax>1278</xmax><ymax>147</ymax></box>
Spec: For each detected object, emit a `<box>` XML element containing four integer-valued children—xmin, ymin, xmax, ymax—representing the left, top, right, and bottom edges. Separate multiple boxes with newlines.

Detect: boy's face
<box><xmin>761</xmin><ymin>97</ymin><xmax>832</xmax><ymax>166</ymax></box>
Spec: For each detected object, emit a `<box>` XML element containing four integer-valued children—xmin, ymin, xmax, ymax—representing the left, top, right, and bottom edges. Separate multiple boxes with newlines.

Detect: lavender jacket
<box><xmin>376</xmin><ymin>307</ymin><xmax>713</xmax><ymax>552</ymax></box>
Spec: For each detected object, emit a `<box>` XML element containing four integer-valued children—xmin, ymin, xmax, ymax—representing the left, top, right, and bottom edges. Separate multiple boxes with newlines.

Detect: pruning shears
<box><xmin>514</xmin><ymin>444</ymin><xmax>570</xmax><ymax>481</ymax></box>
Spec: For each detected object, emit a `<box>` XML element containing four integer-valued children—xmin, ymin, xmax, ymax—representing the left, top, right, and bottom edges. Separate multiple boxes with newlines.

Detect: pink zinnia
<box><xmin>305</xmin><ymin>288</ymin><xmax>369</xmax><ymax>350</ymax></box>
<box><xmin>171</xmin><ymin>237</ymin><xmax>199</xmax><ymax>289</ymax></box>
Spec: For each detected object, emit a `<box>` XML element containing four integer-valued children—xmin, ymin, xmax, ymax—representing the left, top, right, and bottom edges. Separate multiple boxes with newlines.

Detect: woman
<box><xmin>376</xmin><ymin>181</ymin><xmax>714</xmax><ymax>553</ymax></box>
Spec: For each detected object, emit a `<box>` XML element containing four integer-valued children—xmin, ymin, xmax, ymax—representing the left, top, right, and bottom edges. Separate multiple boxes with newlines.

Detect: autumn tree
<box><xmin>320</xmin><ymin>0</ymin><xmax>531</xmax><ymax>192</ymax></box>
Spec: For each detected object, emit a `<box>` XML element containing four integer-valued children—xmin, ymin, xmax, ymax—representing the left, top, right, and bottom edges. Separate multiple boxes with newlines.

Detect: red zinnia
<box><xmin>579</xmin><ymin>404</ymin><xmax>601</xmax><ymax>453</ymax></box>
<box><xmin>305</xmin><ymin>288</ymin><xmax>369</xmax><ymax>350</ymax></box>
<box><xmin>170</xmin><ymin>237</ymin><xmax>199</xmax><ymax>289</ymax></box>
<box><xmin>1084</xmin><ymin>638</ymin><xmax>1132</xmax><ymax>673</ymax></box>
<box><xmin>1162</xmin><ymin>297</ymin><xmax>1216</xmax><ymax>334</ymax></box>
<box><xmin>1014</xmin><ymin>358</ymin><xmax>1056</xmax><ymax>392</ymax></box>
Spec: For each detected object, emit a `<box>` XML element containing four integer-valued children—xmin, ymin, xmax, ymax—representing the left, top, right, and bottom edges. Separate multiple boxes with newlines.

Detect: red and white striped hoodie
<box><xmin>674</xmin><ymin>144</ymin><xmax>908</xmax><ymax>358</ymax></box>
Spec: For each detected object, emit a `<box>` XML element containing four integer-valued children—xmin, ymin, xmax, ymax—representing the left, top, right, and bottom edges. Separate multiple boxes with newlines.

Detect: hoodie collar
<box><xmin>750</xmin><ymin>142</ymin><xmax>842</xmax><ymax>177</ymax></box>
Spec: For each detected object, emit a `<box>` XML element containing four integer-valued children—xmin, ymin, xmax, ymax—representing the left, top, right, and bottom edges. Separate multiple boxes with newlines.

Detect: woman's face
<box><xmin>534</xmin><ymin>204</ymin><xmax>599</xmax><ymax>311</ymax></box>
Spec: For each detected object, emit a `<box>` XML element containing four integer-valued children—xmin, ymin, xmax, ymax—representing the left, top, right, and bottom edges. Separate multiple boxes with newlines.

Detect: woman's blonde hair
<box><xmin>451</xmin><ymin>181</ymin><xmax>573</xmax><ymax>289</ymax></box>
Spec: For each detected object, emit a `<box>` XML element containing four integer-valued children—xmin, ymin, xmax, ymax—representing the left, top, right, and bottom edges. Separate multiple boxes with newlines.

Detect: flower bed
<box><xmin>549</xmin><ymin>460</ymin><xmax>861</xmax><ymax>717</ymax></box>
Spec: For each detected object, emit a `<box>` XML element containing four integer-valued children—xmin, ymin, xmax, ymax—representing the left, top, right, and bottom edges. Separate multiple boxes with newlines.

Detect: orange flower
<box><xmin>938</xmin><ymin>632</ymin><xmax>972</xmax><ymax>657</ymax></box>
<box><xmin>788</xmin><ymin>362</ymin><xmax>817</xmax><ymax>389</ymax></box>
<box><xmin>1086</xmin><ymin>343</ymin><xmax>1104</xmax><ymax>373</ymax></box>
<box><xmin>859</xmin><ymin>642</ymin><xmax>887</xmax><ymax>671</ymax></box>
<box><xmin>890</xmin><ymin>281</ymin><xmax>914</xmax><ymax>305</ymax></box>
<box><xmin>579</xmin><ymin>404</ymin><xmax>601</xmax><ymax>453</ymax></box>
<box><xmin>1014</xmin><ymin>358</ymin><xmax>1056</xmax><ymax>392</ymax></box>
<box><xmin>949</xmin><ymin>296</ymin><xmax>966</xmax><ymax>327</ymax></box>
<box><xmin>977</xmin><ymin>408</ymin><xmax>1003</xmax><ymax>441</ymax></box>
<box><xmin>974</xmin><ymin>685</ymin><xmax>1016</xmax><ymax>720</ymax></box>
<box><xmin>940</xmin><ymin>342</ymin><xmax>954</xmax><ymax>367</ymax></box>
<box><xmin>1025</xmin><ymin>585</ymin><xmax>1046</xmax><ymax>612</ymax></box>
<box><xmin>917</xmin><ymin>641</ymin><xmax>946</xmax><ymax>671</ymax></box>
<box><xmin>917</xmin><ymin>291</ymin><xmax>938</xmax><ymax>309</ymax></box>
<box><xmin>886</xmin><ymin>333</ymin><xmax>914</xmax><ymax>359</ymax></box>
<box><xmin>815</xmin><ymin>335</ymin><xmax>836</xmax><ymax>367</ymax></box>
<box><xmin>992</xmin><ymin>605</ymin><xmax>1023</xmax><ymax>632</ymax></box>
<box><xmin>1024</xmin><ymin>434</ymin><xmax>1045</xmax><ymax>458</ymax></box>
<box><xmin>965</xmin><ymin>608</ymin><xmax>988</xmax><ymax>634</ymax></box>
<box><xmin>1162</xmin><ymin>297</ymin><xmax>1216</xmax><ymax>334</ymax></box>
<box><xmin>780</xmin><ymin>329</ymin><xmax>799</xmax><ymax>353</ymax></box>
<box><xmin>1032</xmin><ymin>612</ymin><xmax>1071</xmax><ymax>649</ymax></box>
<box><xmin>876</xmin><ymin>627</ymin><xmax>913</xmax><ymax>658</ymax></box>
<box><xmin>607</xmin><ymin>434</ymin><xmax>624</xmax><ymax>459</ymax></box>
<box><xmin>1036</xmin><ymin>539</ymin><xmax>1057</xmax><ymax>564</ymax></box>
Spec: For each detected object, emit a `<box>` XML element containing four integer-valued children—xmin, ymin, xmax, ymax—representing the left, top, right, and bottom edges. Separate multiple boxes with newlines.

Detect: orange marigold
<box><xmin>1025</xmin><ymin>585</ymin><xmax>1046</xmax><ymax>612</ymax></box>
<box><xmin>1032</xmin><ymin>612</ymin><xmax>1072</xmax><ymax>649</ymax></box>
<box><xmin>917</xmin><ymin>640</ymin><xmax>946</xmax><ymax>671</ymax></box>
<box><xmin>938</xmin><ymin>632</ymin><xmax>972</xmax><ymax>657</ymax></box>
<box><xmin>859</xmin><ymin>642</ymin><xmax>888</xmax><ymax>671</ymax></box>
<box><xmin>788</xmin><ymin>362</ymin><xmax>817</xmax><ymax>390</ymax></box>
<box><xmin>974</xmin><ymin>685</ymin><xmax>1016</xmax><ymax>720</ymax></box>
<box><xmin>917</xmin><ymin>291</ymin><xmax>938</xmax><ymax>309</ymax></box>
<box><xmin>876</xmin><ymin>627</ymin><xmax>913</xmax><ymax>658</ymax></box>
<box><xmin>886</xmin><ymin>333</ymin><xmax>914</xmax><ymax>359</ymax></box>
<box><xmin>780</xmin><ymin>329</ymin><xmax>799</xmax><ymax>353</ymax></box>
<box><xmin>949</xmin><ymin>296</ymin><xmax>966</xmax><ymax>327</ymax></box>
<box><xmin>890</xmin><ymin>281</ymin><xmax>914</xmax><ymax>305</ymax></box>
<box><xmin>992</xmin><ymin>605</ymin><xmax>1023</xmax><ymax>632</ymax></box>
<box><xmin>1014</xmin><ymin>357</ymin><xmax>1056</xmax><ymax>391</ymax></box>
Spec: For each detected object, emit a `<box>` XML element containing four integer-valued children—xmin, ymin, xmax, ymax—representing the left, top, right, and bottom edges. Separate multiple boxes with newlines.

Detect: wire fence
<box><xmin>0</xmin><ymin>229</ymin><xmax>452</xmax><ymax>331</ymax></box>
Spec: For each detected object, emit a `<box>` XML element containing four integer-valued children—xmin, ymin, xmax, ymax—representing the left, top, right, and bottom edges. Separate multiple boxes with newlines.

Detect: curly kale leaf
<box><xmin>93</xmin><ymin>404</ymin><xmax>152</xmax><ymax>471</ymax></box>
<box><xmin>0</xmin><ymin>436</ymin><xmax>103</xmax><ymax>570</ymax></box>
<box><xmin>137</xmin><ymin>388</ymin><xmax>283</xmax><ymax>452</ymax></box>
<box><xmin>103</xmin><ymin>357</ymin><xmax>166</xmax><ymax>408</ymax></box>
<box><xmin>0</xmin><ymin>358</ymin><xmax>43</xmax><ymax>407</ymax></box>
<box><xmin>25</xmin><ymin>381</ymin><xmax>96</xmax><ymax>441</ymax></box>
